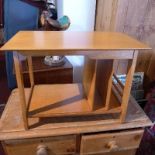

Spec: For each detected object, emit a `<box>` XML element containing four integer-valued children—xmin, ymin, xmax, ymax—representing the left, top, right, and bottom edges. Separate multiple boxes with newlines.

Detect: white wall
<box><xmin>57</xmin><ymin>0</ymin><xmax>96</xmax><ymax>31</ymax></box>
<box><xmin>57</xmin><ymin>0</ymin><xmax>96</xmax><ymax>82</ymax></box>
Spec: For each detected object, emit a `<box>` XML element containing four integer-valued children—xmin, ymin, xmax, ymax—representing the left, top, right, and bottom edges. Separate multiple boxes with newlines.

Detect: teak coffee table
<box><xmin>0</xmin><ymin>31</ymin><xmax>152</xmax><ymax>155</ymax></box>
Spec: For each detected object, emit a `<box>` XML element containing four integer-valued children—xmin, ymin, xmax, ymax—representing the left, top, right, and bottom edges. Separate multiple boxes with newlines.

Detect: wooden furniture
<box><xmin>21</xmin><ymin>56</ymin><xmax>73</xmax><ymax>87</ymax></box>
<box><xmin>0</xmin><ymin>89</ymin><xmax>152</xmax><ymax>155</ymax></box>
<box><xmin>0</xmin><ymin>31</ymin><xmax>152</xmax><ymax>155</ymax></box>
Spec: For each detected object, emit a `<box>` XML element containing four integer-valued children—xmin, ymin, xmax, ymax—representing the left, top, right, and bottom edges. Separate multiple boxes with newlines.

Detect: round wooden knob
<box><xmin>106</xmin><ymin>141</ymin><xmax>118</xmax><ymax>151</ymax></box>
<box><xmin>37</xmin><ymin>145</ymin><xmax>48</xmax><ymax>155</ymax></box>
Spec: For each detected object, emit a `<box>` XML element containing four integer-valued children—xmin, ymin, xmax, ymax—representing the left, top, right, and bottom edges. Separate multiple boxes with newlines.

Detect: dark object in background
<box><xmin>20</xmin><ymin>0</ymin><xmax>57</xmax><ymax>20</ymax></box>
<box><xmin>0</xmin><ymin>0</ymin><xmax>3</xmax><ymax>28</ymax></box>
<box><xmin>20</xmin><ymin>0</ymin><xmax>46</xmax><ymax>10</ymax></box>
<box><xmin>21</xmin><ymin>57</ymin><xmax>73</xmax><ymax>87</ymax></box>
<box><xmin>136</xmin><ymin>80</ymin><xmax>155</xmax><ymax>155</ymax></box>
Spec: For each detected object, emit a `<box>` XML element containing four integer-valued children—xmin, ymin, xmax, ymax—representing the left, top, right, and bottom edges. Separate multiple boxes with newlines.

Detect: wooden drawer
<box><xmin>3</xmin><ymin>135</ymin><xmax>76</xmax><ymax>155</ymax></box>
<box><xmin>85</xmin><ymin>150</ymin><xmax>137</xmax><ymax>155</ymax></box>
<box><xmin>80</xmin><ymin>130</ymin><xmax>144</xmax><ymax>155</ymax></box>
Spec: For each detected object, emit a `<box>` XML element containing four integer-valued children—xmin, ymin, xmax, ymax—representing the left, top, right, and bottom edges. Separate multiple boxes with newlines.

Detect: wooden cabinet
<box><xmin>2</xmin><ymin>130</ymin><xmax>144</xmax><ymax>155</ymax></box>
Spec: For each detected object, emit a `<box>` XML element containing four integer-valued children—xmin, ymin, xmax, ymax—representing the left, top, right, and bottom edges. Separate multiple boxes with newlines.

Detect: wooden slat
<box><xmin>13</xmin><ymin>53</ymin><xmax>28</xmax><ymax>130</ymax></box>
<box><xmin>27</xmin><ymin>56</ymin><xmax>34</xmax><ymax>87</ymax></box>
<box><xmin>26</xmin><ymin>86</ymin><xmax>34</xmax><ymax>113</ymax></box>
<box><xmin>105</xmin><ymin>72</ymin><xmax>114</xmax><ymax>110</ymax></box>
<box><xmin>83</xmin><ymin>57</ymin><xmax>96</xmax><ymax>110</ymax></box>
<box><xmin>95</xmin><ymin>60</ymin><xmax>114</xmax><ymax>110</ymax></box>
<box><xmin>89</xmin><ymin>50</ymin><xmax>134</xmax><ymax>59</ymax></box>
<box><xmin>28</xmin><ymin>84</ymin><xmax>91</xmax><ymax>117</ymax></box>
<box><xmin>0</xmin><ymin>31</ymin><xmax>150</xmax><ymax>52</ymax></box>
<box><xmin>113</xmin><ymin>73</ymin><xmax>124</xmax><ymax>89</ymax></box>
<box><xmin>83</xmin><ymin>59</ymin><xmax>119</xmax><ymax>111</ymax></box>
<box><xmin>26</xmin><ymin>56</ymin><xmax>34</xmax><ymax>112</ymax></box>
<box><xmin>120</xmin><ymin>50</ymin><xmax>138</xmax><ymax>122</ymax></box>
<box><xmin>20</xmin><ymin>50</ymin><xmax>135</xmax><ymax>59</ymax></box>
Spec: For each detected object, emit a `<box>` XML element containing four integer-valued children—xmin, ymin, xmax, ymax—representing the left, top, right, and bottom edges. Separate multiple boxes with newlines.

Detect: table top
<box><xmin>0</xmin><ymin>31</ymin><xmax>151</xmax><ymax>52</ymax></box>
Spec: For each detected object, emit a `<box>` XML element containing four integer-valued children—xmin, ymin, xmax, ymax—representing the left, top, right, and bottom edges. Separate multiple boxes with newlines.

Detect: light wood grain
<box><xmin>28</xmin><ymin>84</ymin><xmax>121</xmax><ymax>117</ymax></box>
<box><xmin>20</xmin><ymin>50</ymin><xmax>135</xmax><ymax>59</ymax></box>
<box><xmin>80</xmin><ymin>130</ymin><xmax>143</xmax><ymax>154</ymax></box>
<box><xmin>121</xmin><ymin>51</ymin><xmax>138</xmax><ymax>122</ymax></box>
<box><xmin>96</xmin><ymin>0</ymin><xmax>119</xmax><ymax>31</ymax></box>
<box><xmin>83</xmin><ymin>59</ymin><xmax>120</xmax><ymax>111</ymax></box>
<box><xmin>93</xmin><ymin>67</ymin><xmax>123</xmax><ymax>111</ymax></box>
<box><xmin>94</xmin><ymin>60</ymin><xmax>114</xmax><ymax>110</ymax></box>
<box><xmin>4</xmin><ymin>135</ymin><xmax>76</xmax><ymax>155</ymax></box>
<box><xmin>0</xmin><ymin>31</ymin><xmax>150</xmax><ymax>52</ymax></box>
<box><xmin>89</xmin><ymin>50</ymin><xmax>134</xmax><ymax>60</ymax></box>
<box><xmin>13</xmin><ymin>53</ymin><xmax>28</xmax><ymax>130</ymax></box>
<box><xmin>83</xmin><ymin>57</ymin><xmax>96</xmax><ymax>110</ymax></box>
<box><xmin>27</xmin><ymin>56</ymin><xmax>34</xmax><ymax>87</ymax></box>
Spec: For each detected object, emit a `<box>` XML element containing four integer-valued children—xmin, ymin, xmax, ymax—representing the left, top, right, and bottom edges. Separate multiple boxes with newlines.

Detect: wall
<box><xmin>96</xmin><ymin>0</ymin><xmax>155</xmax><ymax>83</ymax></box>
<box><xmin>4</xmin><ymin>0</ymin><xmax>39</xmax><ymax>88</ymax></box>
<box><xmin>57</xmin><ymin>0</ymin><xmax>96</xmax><ymax>82</ymax></box>
<box><xmin>57</xmin><ymin>0</ymin><xmax>96</xmax><ymax>31</ymax></box>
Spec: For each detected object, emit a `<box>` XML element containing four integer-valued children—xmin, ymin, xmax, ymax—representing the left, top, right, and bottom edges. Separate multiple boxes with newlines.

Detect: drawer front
<box><xmin>80</xmin><ymin>130</ymin><xmax>144</xmax><ymax>155</ymax></box>
<box><xmin>94</xmin><ymin>149</ymin><xmax>136</xmax><ymax>155</ymax></box>
<box><xmin>4</xmin><ymin>135</ymin><xmax>76</xmax><ymax>155</ymax></box>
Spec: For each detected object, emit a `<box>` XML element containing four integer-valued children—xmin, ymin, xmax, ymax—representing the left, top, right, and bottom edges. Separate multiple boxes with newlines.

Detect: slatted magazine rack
<box><xmin>1</xmin><ymin>31</ymin><xmax>151</xmax><ymax>130</ymax></box>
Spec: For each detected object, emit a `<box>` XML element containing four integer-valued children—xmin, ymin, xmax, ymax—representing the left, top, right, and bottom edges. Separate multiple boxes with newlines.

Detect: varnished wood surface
<box><xmin>80</xmin><ymin>130</ymin><xmax>143</xmax><ymax>154</ymax></box>
<box><xmin>121</xmin><ymin>51</ymin><xmax>138</xmax><ymax>122</ymax></box>
<box><xmin>0</xmin><ymin>88</ymin><xmax>152</xmax><ymax>140</ymax></box>
<box><xmin>13</xmin><ymin>53</ymin><xmax>28</xmax><ymax>129</ymax></box>
<box><xmin>28</xmin><ymin>84</ymin><xmax>121</xmax><ymax>117</ymax></box>
<box><xmin>29</xmin><ymin>84</ymin><xmax>91</xmax><ymax>117</ymax></box>
<box><xmin>0</xmin><ymin>31</ymin><xmax>150</xmax><ymax>52</ymax></box>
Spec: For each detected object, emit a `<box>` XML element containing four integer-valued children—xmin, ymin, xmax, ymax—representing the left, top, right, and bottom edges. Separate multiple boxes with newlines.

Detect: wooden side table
<box><xmin>21</xmin><ymin>56</ymin><xmax>73</xmax><ymax>87</ymax></box>
<box><xmin>0</xmin><ymin>31</ymin><xmax>152</xmax><ymax>155</ymax></box>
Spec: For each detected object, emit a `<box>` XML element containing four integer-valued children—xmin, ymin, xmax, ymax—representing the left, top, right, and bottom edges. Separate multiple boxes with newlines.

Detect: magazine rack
<box><xmin>1</xmin><ymin>31</ymin><xmax>151</xmax><ymax>130</ymax></box>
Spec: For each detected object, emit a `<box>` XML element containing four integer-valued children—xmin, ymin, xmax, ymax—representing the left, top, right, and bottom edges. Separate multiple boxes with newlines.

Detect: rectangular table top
<box><xmin>0</xmin><ymin>31</ymin><xmax>151</xmax><ymax>52</ymax></box>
